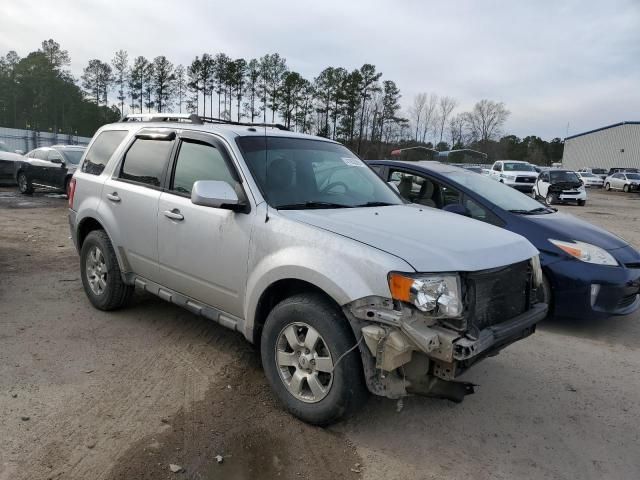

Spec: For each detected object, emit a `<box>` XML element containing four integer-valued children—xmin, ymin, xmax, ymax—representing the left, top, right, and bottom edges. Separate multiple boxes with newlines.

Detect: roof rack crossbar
<box><xmin>119</xmin><ymin>113</ymin><xmax>289</xmax><ymax>130</ymax></box>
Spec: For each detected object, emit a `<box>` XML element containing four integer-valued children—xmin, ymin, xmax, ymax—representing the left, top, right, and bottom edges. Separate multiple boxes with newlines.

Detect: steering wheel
<box><xmin>321</xmin><ymin>181</ymin><xmax>349</xmax><ymax>194</ymax></box>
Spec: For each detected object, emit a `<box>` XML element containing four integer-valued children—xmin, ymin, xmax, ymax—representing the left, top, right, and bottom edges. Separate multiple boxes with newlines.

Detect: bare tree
<box><xmin>448</xmin><ymin>113</ymin><xmax>467</xmax><ymax>148</ymax></box>
<box><xmin>409</xmin><ymin>93</ymin><xmax>427</xmax><ymax>142</ymax></box>
<box><xmin>437</xmin><ymin>96</ymin><xmax>457</xmax><ymax>144</ymax></box>
<box><xmin>464</xmin><ymin>99</ymin><xmax>510</xmax><ymax>145</ymax></box>
<box><xmin>419</xmin><ymin>93</ymin><xmax>438</xmax><ymax>143</ymax></box>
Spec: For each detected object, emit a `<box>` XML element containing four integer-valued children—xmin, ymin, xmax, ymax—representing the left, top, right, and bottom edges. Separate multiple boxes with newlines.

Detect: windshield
<box><xmin>503</xmin><ymin>162</ymin><xmax>536</xmax><ymax>172</ymax></box>
<box><xmin>441</xmin><ymin>169</ymin><xmax>550</xmax><ymax>213</ymax></box>
<box><xmin>592</xmin><ymin>168</ymin><xmax>606</xmax><ymax>174</ymax></box>
<box><xmin>60</xmin><ymin>149</ymin><xmax>84</xmax><ymax>165</ymax></box>
<box><xmin>580</xmin><ymin>172</ymin><xmax>595</xmax><ymax>177</ymax></box>
<box><xmin>550</xmin><ymin>171</ymin><xmax>580</xmax><ymax>183</ymax></box>
<box><xmin>236</xmin><ymin>136</ymin><xmax>403</xmax><ymax>209</ymax></box>
<box><xmin>627</xmin><ymin>173</ymin><xmax>640</xmax><ymax>180</ymax></box>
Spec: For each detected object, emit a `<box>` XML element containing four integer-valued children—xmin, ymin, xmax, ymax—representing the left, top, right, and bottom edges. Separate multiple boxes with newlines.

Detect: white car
<box><xmin>489</xmin><ymin>160</ymin><xmax>538</xmax><ymax>192</ymax></box>
<box><xmin>576</xmin><ymin>171</ymin><xmax>604</xmax><ymax>188</ymax></box>
<box><xmin>533</xmin><ymin>169</ymin><xmax>587</xmax><ymax>206</ymax></box>
<box><xmin>604</xmin><ymin>172</ymin><xmax>640</xmax><ymax>193</ymax></box>
<box><xmin>577</xmin><ymin>167</ymin><xmax>608</xmax><ymax>181</ymax></box>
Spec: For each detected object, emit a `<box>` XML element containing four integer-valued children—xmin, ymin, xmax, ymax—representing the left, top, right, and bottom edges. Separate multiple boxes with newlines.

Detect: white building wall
<box><xmin>562</xmin><ymin>123</ymin><xmax>640</xmax><ymax>171</ymax></box>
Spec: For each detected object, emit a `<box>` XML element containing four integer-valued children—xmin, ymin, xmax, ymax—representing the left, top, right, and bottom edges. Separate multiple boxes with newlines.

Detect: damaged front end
<box><xmin>344</xmin><ymin>257</ymin><xmax>548</xmax><ymax>402</ymax></box>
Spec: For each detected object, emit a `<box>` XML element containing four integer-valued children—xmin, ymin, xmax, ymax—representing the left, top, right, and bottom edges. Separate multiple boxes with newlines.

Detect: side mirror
<box><xmin>191</xmin><ymin>180</ymin><xmax>241</xmax><ymax>210</ymax></box>
<box><xmin>14</xmin><ymin>149</ymin><xmax>24</xmax><ymax>155</ymax></box>
<box><xmin>442</xmin><ymin>204</ymin><xmax>472</xmax><ymax>217</ymax></box>
<box><xmin>388</xmin><ymin>181</ymin><xmax>400</xmax><ymax>193</ymax></box>
<box><xmin>51</xmin><ymin>157</ymin><xmax>63</xmax><ymax>165</ymax></box>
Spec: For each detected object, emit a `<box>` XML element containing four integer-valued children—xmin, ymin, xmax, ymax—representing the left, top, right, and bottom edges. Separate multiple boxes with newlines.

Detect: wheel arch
<box><xmin>250</xmin><ymin>278</ymin><xmax>344</xmax><ymax>346</ymax></box>
<box><xmin>76</xmin><ymin>216</ymin><xmax>129</xmax><ymax>278</ymax></box>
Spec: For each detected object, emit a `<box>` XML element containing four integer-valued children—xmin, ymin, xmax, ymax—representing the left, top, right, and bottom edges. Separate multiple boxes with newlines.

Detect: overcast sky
<box><xmin>1</xmin><ymin>0</ymin><xmax>638</xmax><ymax>140</ymax></box>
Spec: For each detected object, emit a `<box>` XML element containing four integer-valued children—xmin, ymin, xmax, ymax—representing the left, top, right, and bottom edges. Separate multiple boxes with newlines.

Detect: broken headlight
<box><xmin>388</xmin><ymin>273</ymin><xmax>463</xmax><ymax>317</ymax></box>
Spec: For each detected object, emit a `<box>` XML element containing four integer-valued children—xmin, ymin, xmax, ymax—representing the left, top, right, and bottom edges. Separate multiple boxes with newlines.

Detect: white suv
<box><xmin>69</xmin><ymin>114</ymin><xmax>547</xmax><ymax>425</ymax></box>
<box><xmin>490</xmin><ymin>160</ymin><xmax>538</xmax><ymax>192</ymax></box>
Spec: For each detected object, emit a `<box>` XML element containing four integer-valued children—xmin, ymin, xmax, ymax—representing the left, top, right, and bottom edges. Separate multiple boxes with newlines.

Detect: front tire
<box><xmin>578</xmin><ymin>199</ymin><xmax>586</xmax><ymax>206</ymax></box>
<box><xmin>260</xmin><ymin>293</ymin><xmax>368</xmax><ymax>426</ymax></box>
<box><xmin>80</xmin><ymin>230</ymin><xmax>133</xmax><ymax>311</ymax></box>
<box><xmin>546</xmin><ymin>192</ymin><xmax>556</xmax><ymax>205</ymax></box>
<box><xmin>605</xmin><ymin>182</ymin><xmax>611</xmax><ymax>191</ymax></box>
<box><xmin>623</xmin><ymin>184</ymin><xmax>630</xmax><ymax>193</ymax></box>
<box><xmin>17</xmin><ymin>172</ymin><xmax>33</xmax><ymax>194</ymax></box>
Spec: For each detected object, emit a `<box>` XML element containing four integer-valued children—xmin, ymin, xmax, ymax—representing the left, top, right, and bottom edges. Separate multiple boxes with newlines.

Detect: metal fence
<box><xmin>0</xmin><ymin>126</ymin><xmax>92</xmax><ymax>153</ymax></box>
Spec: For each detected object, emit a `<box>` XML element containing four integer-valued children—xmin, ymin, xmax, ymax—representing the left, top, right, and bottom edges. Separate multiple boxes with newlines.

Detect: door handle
<box><xmin>163</xmin><ymin>209</ymin><xmax>184</xmax><ymax>221</ymax></box>
<box><xmin>106</xmin><ymin>192</ymin><xmax>121</xmax><ymax>202</ymax></box>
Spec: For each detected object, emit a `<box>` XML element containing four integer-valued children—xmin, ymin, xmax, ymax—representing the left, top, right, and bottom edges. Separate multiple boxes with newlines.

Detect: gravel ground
<box><xmin>0</xmin><ymin>186</ymin><xmax>639</xmax><ymax>480</ymax></box>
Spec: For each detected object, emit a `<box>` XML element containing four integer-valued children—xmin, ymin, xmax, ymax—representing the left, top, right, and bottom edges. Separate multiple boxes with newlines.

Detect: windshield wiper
<box><xmin>508</xmin><ymin>207</ymin><xmax>552</xmax><ymax>215</ymax></box>
<box><xmin>353</xmin><ymin>201</ymin><xmax>396</xmax><ymax>207</ymax></box>
<box><xmin>276</xmin><ymin>201</ymin><xmax>354</xmax><ymax>210</ymax></box>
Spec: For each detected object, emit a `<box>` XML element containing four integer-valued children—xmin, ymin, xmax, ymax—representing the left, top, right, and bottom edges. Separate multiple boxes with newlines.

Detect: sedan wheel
<box><xmin>17</xmin><ymin>172</ymin><xmax>33</xmax><ymax>194</ymax></box>
<box><xmin>623</xmin><ymin>184</ymin><xmax>630</xmax><ymax>193</ymax></box>
<box><xmin>605</xmin><ymin>182</ymin><xmax>611</xmax><ymax>191</ymax></box>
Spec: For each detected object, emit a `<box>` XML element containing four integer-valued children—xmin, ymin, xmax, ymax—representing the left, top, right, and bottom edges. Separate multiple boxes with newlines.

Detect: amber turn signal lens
<box><xmin>388</xmin><ymin>273</ymin><xmax>413</xmax><ymax>302</ymax></box>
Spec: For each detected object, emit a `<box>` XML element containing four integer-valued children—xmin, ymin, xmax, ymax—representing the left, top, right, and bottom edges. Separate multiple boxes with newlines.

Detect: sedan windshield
<box><xmin>60</xmin><ymin>149</ymin><xmax>84</xmax><ymax>164</ymax></box>
<box><xmin>236</xmin><ymin>136</ymin><xmax>403</xmax><ymax>209</ymax></box>
<box><xmin>580</xmin><ymin>172</ymin><xmax>595</xmax><ymax>178</ymax></box>
<box><xmin>503</xmin><ymin>162</ymin><xmax>536</xmax><ymax>172</ymax></box>
<box><xmin>627</xmin><ymin>173</ymin><xmax>640</xmax><ymax>180</ymax></box>
<box><xmin>441</xmin><ymin>169</ymin><xmax>551</xmax><ymax>214</ymax></box>
<box><xmin>592</xmin><ymin>169</ymin><xmax>607</xmax><ymax>174</ymax></box>
<box><xmin>550</xmin><ymin>171</ymin><xmax>580</xmax><ymax>183</ymax></box>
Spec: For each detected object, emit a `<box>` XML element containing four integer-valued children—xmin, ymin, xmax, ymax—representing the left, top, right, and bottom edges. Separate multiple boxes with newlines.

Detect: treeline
<box><xmin>0</xmin><ymin>40</ymin><xmax>119</xmax><ymax>137</ymax></box>
<box><xmin>0</xmin><ymin>39</ymin><xmax>563</xmax><ymax>163</ymax></box>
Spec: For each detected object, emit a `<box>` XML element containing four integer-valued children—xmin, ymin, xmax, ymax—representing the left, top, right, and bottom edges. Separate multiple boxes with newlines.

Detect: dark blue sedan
<box><xmin>369</xmin><ymin>160</ymin><xmax>640</xmax><ymax>321</ymax></box>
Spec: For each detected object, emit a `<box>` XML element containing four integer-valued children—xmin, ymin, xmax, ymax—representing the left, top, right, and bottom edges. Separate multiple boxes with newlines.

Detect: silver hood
<box><xmin>281</xmin><ymin>204</ymin><xmax>538</xmax><ymax>272</ymax></box>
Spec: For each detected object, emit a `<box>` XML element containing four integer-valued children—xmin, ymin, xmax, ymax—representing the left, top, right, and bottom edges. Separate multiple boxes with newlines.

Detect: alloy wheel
<box><xmin>275</xmin><ymin>322</ymin><xmax>334</xmax><ymax>403</ymax></box>
<box><xmin>86</xmin><ymin>246</ymin><xmax>107</xmax><ymax>295</ymax></box>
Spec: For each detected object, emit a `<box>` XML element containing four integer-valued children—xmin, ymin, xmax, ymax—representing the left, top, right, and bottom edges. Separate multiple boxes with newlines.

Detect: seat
<box><xmin>416</xmin><ymin>179</ymin><xmax>437</xmax><ymax>208</ymax></box>
<box><xmin>397</xmin><ymin>175</ymin><xmax>413</xmax><ymax>198</ymax></box>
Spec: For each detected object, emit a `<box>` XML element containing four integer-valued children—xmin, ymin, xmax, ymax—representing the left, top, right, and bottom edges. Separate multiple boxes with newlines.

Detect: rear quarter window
<box><xmin>81</xmin><ymin>130</ymin><xmax>128</xmax><ymax>175</ymax></box>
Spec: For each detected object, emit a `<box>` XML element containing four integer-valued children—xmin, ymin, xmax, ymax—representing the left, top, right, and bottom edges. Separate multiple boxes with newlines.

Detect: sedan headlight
<box><xmin>388</xmin><ymin>273</ymin><xmax>463</xmax><ymax>317</ymax></box>
<box><xmin>549</xmin><ymin>239</ymin><xmax>618</xmax><ymax>266</ymax></box>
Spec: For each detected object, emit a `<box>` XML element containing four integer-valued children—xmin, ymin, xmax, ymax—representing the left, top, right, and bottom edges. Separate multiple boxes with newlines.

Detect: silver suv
<box><xmin>69</xmin><ymin>114</ymin><xmax>547</xmax><ymax>425</ymax></box>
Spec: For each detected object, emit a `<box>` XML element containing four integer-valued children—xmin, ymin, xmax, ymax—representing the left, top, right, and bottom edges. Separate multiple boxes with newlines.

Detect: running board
<box><xmin>125</xmin><ymin>273</ymin><xmax>245</xmax><ymax>333</ymax></box>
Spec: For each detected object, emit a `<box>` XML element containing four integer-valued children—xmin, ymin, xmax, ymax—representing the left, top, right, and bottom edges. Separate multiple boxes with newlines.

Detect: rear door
<box><xmin>29</xmin><ymin>149</ymin><xmax>50</xmax><ymax>183</ymax></box>
<box><xmin>157</xmin><ymin>131</ymin><xmax>252</xmax><ymax>317</ymax></box>
<box><xmin>101</xmin><ymin>129</ymin><xmax>176</xmax><ymax>282</ymax></box>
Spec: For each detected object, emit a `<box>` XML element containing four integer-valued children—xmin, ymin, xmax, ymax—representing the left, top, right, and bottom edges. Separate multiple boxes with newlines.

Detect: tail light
<box><xmin>68</xmin><ymin>177</ymin><xmax>77</xmax><ymax>209</ymax></box>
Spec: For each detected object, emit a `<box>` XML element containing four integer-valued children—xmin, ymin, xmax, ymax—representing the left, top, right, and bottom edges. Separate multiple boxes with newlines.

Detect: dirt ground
<box><xmin>1</xmin><ymin>185</ymin><xmax>639</xmax><ymax>480</ymax></box>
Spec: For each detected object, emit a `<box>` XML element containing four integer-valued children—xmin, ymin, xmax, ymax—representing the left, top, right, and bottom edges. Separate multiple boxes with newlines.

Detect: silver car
<box><xmin>69</xmin><ymin>114</ymin><xmax>547</xmax><ymax>425</ymax></box>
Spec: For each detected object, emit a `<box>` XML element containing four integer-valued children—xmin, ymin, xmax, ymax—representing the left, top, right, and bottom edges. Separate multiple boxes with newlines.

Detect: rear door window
<box><xmin>118</xmin><ymin>138</ymin><xmax>174</xmax><ymax>188</ymax></box>
<box><xmin>82</xmin><ymin>130</ymin><xmax>128</xmax><ymax>175</ymax></box>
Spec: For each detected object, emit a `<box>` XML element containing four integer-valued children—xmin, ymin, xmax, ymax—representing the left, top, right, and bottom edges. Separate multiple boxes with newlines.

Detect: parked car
<box><xmin>368</xmin><ymin>160</ymin><xmax>640</xmax><ymax>322</ymax></box>
<box><xmin>461</xmin><ymin>165</ymin><xmax>483</xmax><ymax>174</ymax></box>
<box><xmin>15</xmin><ymin>145</ymin><xmax>85</xmax><ymax>196</ymax></box>
<box><xmin>577</xmin><ymin>167</ymin><xmax>608</xmax><ymax>180</ymax></box>
<box><xmin>607</xmin><ymin>167</ymin><xmax>639</xmax><ymax>176</ymax></box>
<box><xmin>533</xmin><ymin>169</ymin><xmax>587</xmax><ymax>206</ymax></box>
<box><xmin>489</xmin><ymin>160</ymin><xmax>538</xmax><ymax>192</ymax></box>
<box><xmin>604</xmin><ymin>172</ymin><xmax>640</xmax><ymax>192</ymax></box>
<box><xmin>576</xmin><ymin>171</ymin><xmax>604</xmax><ymax>188</ymax></box>
<box><xmin>69</xmin><ymin>114</ymin><xmax>548</xmax><ymax>425</ymax></box>
<box><xmin>0</xmin><ymin>141</ymin><xmax>25</xmax><ymax>184</ymax></box>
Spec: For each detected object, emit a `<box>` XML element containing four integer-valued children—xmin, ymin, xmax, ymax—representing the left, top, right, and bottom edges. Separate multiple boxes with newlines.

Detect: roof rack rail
<box><xmin>119</xmin><ymin>113</ymin><xmax>289</xmax><ymax>131</ymax></box>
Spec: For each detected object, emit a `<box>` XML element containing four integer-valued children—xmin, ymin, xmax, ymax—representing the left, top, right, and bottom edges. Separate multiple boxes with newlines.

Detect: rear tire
<box><xmin>17</xmin><ymin>172</ymin><xmax>33</xmax><ymax>194</ymax></box>
<box><xmin>80</xmin><ymin>230</ymin><xmax>133</xmax><ymax>311</ymax></box>
<box><xmin>260</xmin><ymin>293</ymin><xmax>368</xmax><ymax>426</ymax></box>
<box><xmin>605</xmin><ymin>182</ymin><xmax>611</xmax><ymax>191</ymax></box>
